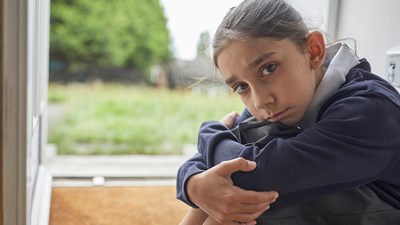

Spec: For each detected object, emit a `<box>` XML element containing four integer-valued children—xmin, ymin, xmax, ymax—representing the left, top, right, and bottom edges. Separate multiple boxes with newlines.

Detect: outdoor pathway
<box><xmin>45</xmin><ymin>153</ymin><xmax>193</xmax><ymax>187</ymax></box>
<box><xmin>45</xmin><ymin>142</ymin><xmax>197</xmax><ymax>187</ymax></box>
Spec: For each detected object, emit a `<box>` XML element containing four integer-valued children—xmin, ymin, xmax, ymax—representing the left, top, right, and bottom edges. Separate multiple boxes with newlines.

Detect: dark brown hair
<box><xmin>213</xmin><ymin>0</ymin><xmax>310</xmax><ymax>67</ymax></box>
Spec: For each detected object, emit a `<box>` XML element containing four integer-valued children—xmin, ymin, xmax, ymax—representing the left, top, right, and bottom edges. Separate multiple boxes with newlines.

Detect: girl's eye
<box><xmin>261</xmin><ymin>64</ymin><xmax>277</xmax><ymax>76</ymax></box>
<box><xmin>233</xmin><ymin>83</ymin><xmax>248</xmax><ymax>94</ymax></box>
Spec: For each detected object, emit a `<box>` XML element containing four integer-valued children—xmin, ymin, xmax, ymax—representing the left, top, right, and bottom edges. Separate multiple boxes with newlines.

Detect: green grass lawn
<box><xmin>48</xmin><ymin>82</ymin><xmax>244</xmax><ymax>155</ymax></box>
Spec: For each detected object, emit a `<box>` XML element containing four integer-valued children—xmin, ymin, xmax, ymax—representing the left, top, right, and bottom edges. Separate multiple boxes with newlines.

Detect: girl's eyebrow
<box><xmin>224</xmin><ymin>52</ymin><xmax>276</xmax><ymax>85</ymax></box>
<box><xmin>224</xmin><ymin>76</ymin><xmax>236</xmax><ymax>85</ymax></box>
<box><xmin>246</xmin><ymin>52</ymin><xmax>276</xmax><ymax>70</ymax></box>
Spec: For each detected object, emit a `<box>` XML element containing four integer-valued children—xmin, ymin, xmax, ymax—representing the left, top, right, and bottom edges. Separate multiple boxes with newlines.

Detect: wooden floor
<box><xmin>49</xmin><ymin>186</ymin><xmax>190</xmax><ymax>225</ymax></box>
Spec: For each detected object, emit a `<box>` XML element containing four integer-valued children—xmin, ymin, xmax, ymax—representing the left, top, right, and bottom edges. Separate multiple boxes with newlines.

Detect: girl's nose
<box><xmin>253</xmin><ymin>88</ymin><xmax>274</xmax><ymax>110</ymax></box>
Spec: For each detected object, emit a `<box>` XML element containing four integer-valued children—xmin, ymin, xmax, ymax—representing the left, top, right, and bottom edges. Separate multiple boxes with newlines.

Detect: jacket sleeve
<box><xmin>176</xmin><ymin>108</ymin><xmax>252</xmax><ymax>206</ymax></box>
<box><xmin>198</xmin><ymin>93</ymin><xmax>400</xmax><ymax>209</ymax></box>
<box><xmin>176</xmin><ymin>152</ymin><xmax>206</xmax><ymax>207</ymax></box>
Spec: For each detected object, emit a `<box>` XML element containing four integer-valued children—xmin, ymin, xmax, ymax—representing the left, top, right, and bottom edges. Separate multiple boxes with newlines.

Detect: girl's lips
<box><xmin>268</xmin><ymin>109</ymin><xmax>288</xmax><ymax>123</ymax></box>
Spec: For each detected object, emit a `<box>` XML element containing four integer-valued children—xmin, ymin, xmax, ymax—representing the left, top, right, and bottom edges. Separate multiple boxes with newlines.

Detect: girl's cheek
<box><xmin>241</xmin><ymin>98</ymin><xmax>252</xmax><ymax>109</ymax></box>
<box><xmin>246</xmin><ymin>106</ymin><xmax>258</xmax><ymax>119</ymax></box>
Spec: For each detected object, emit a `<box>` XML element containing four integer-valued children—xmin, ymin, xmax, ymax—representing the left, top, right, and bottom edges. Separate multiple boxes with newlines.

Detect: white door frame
<box><xmin>2</xmin><ymin>0</ymin><xmax>51</xmax><ymax>225</ymax></box>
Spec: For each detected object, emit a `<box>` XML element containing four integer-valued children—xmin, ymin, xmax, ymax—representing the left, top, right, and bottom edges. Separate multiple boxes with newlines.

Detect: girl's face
<box><xmin>217</xmin><ymin>37</ymin><xmax>325</xmax><ymax>126</ymax></box>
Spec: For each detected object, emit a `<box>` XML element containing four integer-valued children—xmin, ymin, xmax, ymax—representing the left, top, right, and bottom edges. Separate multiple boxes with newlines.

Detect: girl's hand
<box><xmin>186</xmin><ymin>157</ymin><xmax>278</xmax><ymax>225</ymax></box>
<box><xmin>220</xmin><ymin>111</ymin><xmax>239</xmax><ymax>129</ymax></box>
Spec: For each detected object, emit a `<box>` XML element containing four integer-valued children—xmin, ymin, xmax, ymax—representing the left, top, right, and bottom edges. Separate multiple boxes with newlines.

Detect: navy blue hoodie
<box><xmin>176</xmin><ymin>59</ymin><xmax>400</xmax><ymax>211</ymax></box>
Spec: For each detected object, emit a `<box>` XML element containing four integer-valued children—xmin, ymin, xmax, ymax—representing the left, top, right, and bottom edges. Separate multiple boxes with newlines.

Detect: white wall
<box><xmin>336</xmin><ymin>0</ymin><xmax>400</xmax><ymax>77</ymax></box>
<box><xmin>288</xmin><ymin>0</ymin><xmax>400</xmax><ymax>79</ymax></box>
<box><xmin>288</xmin><ymin>0</ymin><xmax>330</xmax><ymax>32</ymax></box>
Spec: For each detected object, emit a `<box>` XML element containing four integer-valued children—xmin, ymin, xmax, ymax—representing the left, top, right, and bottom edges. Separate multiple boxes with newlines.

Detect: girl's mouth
<box><xmin>268</xmin><ymin>109</ymin><xmax>288</xmax><ymax>123</ymax></box>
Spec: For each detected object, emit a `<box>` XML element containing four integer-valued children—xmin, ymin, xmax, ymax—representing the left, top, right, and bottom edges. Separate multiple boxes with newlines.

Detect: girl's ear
<box><xmin>306</xmin><ymin>31</ymin><xmax>326</xmax><ymax>69</ymax></box>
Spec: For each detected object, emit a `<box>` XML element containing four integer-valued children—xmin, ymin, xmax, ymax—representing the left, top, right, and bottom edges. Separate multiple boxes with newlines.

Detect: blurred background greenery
<box><xmin>50</xmin><ymin>0</ymin><xmax>171</xmax><ymax>74</ymax></box>
<box><xmin>48</xmin><ymin>83</ymin><xmax>243</xmax><ymax>155</ymax></box>
<box><xmin>48</xmin><ymin>0</ymin><xmax>242</xmax><ymax>155</ymax></box>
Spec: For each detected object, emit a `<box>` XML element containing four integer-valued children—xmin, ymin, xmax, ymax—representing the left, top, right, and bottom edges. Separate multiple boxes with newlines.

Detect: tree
<box><xmin>196</xmin><ymin>31</ymin><xmax>211</xmax><ymax>58</ymax></box>
<box><xmin>50</xmin><ymin>0</ymin><xmax>172</xmax><ymax>72</ymax></box>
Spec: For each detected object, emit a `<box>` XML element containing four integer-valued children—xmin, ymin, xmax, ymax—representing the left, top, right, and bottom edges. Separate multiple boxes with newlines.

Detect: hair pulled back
<box><xmin>213</xmin><ymin>0</ymin><xmax>310</xmax><ymax>67</ymax></box>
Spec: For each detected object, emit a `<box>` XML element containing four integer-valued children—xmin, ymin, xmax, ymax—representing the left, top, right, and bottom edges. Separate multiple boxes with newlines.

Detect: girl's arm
<box><xmin>176</xmin><ymin>152</ymin><xmax>207</xmax><ymax>207</ymax></box>
<box><xmin>192</xmin><ymin>93</ymin><xmax>400</xmax><ymax>209</ymax></box>
<box><xmin>178</xmin><ymin>208</ymin><xmax>208</xmax><ymax>225</ymax></box>
<box><xmin>176</xmin><ymin>108</ymin><xmax>252</xmax><ymax>207</ymax></box>
<box><xmin>176</xmin><ymin>109</ymin><xmax>280</xmax><ymax>224</ymax></box>
<box><xmin>182</xmin><ymin>157</ymin><xmax>277</xmax><ymax>225</ymax></box>
<box><xmin>179</xmin><ymin>208</ymin><xmax>256</xmax><ymax>225</ymax></box>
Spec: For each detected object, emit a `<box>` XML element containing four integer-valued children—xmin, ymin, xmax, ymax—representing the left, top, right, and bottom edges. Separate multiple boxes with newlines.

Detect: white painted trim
<box><xmin>2</xmin><ymin>0</ymin><xmax>50</xmax><ymax>224</ymax></box>
<box><xmin>2</xmin><ymin>0</ymin><xmax>29</xmax><ymax>224</ymax></box>
<box><xmin>31</xmin><ymin>166</ymin><xmax>52</xmax><ymax>225</ymax></box>
<box><xmin>326</xmin><ymin>0</ymin><xmax>341</xmax><ymax>40</ymax></box>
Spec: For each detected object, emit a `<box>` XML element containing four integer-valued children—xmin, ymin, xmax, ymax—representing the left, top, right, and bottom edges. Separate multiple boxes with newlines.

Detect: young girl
<box><xmin>176</xmin><ymin>0</ymin><xmax>400</xmax><ymax>224</ymax></box>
